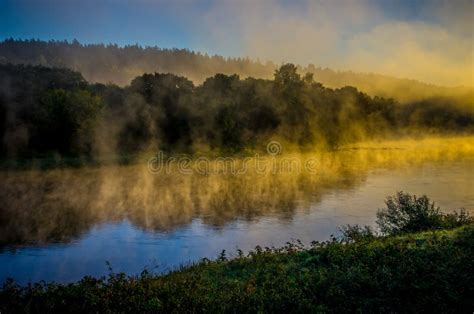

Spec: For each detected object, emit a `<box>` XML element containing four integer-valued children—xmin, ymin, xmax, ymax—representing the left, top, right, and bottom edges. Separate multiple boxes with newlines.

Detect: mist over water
<box><xmin>0</xmin><ymin>137</ymin><xmax>473</xmax><ymax>283</ymax></box>
<box><xmin>0</xmin><ymin>2</ymin><xmax>473</xmax><ymax>312</ymax></box>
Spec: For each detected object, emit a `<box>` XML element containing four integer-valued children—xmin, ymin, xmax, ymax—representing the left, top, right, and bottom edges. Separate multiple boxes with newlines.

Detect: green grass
<box><xmin>1</xmin><ymin>224</ymin><xmax>473</xmax><ymax>313</ymax></box>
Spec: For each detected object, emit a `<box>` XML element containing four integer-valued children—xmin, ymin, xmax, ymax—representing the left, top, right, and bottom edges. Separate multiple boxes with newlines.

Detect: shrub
<box><xmin>376</xmin><ymin>191</ymin><xmax>473</xmax><ymax>235</ymax></box>
<box><xmin>339</xmin><ymin>224</ymin><xmax>376</xmax><ymax>242</ymax></box>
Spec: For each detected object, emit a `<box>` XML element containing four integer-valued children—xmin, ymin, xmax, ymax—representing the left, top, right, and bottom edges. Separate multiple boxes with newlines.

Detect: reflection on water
<box><xmin>0</xmin><ymin>137</ymin><xmax>473</xmax><ymax>283</ymax></box>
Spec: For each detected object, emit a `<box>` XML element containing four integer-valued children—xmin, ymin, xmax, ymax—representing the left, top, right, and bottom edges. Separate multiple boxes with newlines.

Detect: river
<box><xmin>0</xmin><ymin>137</ymin><xmax>473</xmax><ymax>284</ymax></box>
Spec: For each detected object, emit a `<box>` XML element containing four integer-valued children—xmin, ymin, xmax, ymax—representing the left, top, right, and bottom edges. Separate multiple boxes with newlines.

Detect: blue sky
<box><xmin>1</xmin><ymin>0</ymin><xmax>472</xmax><ymax>85</ymax></box>
<box><xmin>1</xmin><ymin>1</ymin><xmax>195</xmax><ymax>50</ymax></box>
<box><xmin>0</xmin><ymin>0</ymin><xmax>443</xmax><ymax>50</ymax></box>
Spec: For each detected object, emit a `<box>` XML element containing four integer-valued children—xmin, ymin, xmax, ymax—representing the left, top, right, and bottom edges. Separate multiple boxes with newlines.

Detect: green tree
<box><xmin>31</xmin><ymin>89</ymin><xmax>103</xmax><ymax>156</ymax></box>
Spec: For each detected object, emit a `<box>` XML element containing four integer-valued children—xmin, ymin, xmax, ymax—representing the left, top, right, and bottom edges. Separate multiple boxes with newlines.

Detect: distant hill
<box><xmin>0</xmin><ymin>39</ymin><xmax>472</xmax><ymax>103</ymax></box>
<box><xmin>301</xmin><ymin>65</ymin><xmax>473</xmax><ymax>103</ymax></box>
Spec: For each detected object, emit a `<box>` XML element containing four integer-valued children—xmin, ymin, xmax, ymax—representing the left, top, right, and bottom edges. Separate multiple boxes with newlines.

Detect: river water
<box><xmin>0</xmin><ymin>138</ymin><xmax>473</xmax><ymax>284</ymax></box>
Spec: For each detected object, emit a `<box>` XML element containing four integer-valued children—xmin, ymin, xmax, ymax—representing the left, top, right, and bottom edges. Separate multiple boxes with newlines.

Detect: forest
<box><xmin>1</xmin><ymin>39</ymin><xmax>473</xmax><ymax>102</ymax></box>
<box><xmin>0</xmin><ymin>62</ymin><xmax>473</xmax><ymax>161</ymax></box>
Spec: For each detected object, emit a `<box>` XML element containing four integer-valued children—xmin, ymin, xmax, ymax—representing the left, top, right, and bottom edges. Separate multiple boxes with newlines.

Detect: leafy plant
<box><xmin>340</xmin><ymin>224</ymin><xmax>376</xmax><ymax>242</ymax></box>
<box><xmin>376</xmin><ymin>191</ymin><xmax>473</xmax><ymax>235</ymax></box>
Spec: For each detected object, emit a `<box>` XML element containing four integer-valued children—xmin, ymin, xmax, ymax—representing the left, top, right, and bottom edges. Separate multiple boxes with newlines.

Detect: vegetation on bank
<box><xmin>1</xmin><ymin>63</ymin><xmax>473</xmax><ymax>164</ymax></box>
<box><xmin>1</xmin><ymin>192</ymin><xmax>472</xmax><ymax>313</ymax></box>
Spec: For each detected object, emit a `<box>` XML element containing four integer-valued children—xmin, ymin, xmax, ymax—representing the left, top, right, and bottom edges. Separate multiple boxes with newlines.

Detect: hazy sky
<box><xmin>1</xmin><ymin>0</ymin><xmax>473</xmax><ymax>86</ymax></box>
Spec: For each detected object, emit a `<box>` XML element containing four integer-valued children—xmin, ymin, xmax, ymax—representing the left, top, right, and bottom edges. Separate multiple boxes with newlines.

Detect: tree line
<box><xmin>0</xmin><ymin>63</ymin><xmax>472</xmax><ymax>160</ymax></box>
<box><xmin>1</xmin><ymin>39</ymin><xmax>472</xmax><ymax>103</ymax></box>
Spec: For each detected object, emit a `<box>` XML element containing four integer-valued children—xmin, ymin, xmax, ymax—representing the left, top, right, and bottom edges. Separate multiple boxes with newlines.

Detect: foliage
<box><xmin>339</xmin><ymin>224</ymin><xmax>376</xmax><ymax>242</ymax></box>
<box><xmin>376</xmin><ymin>191</ymin><xmax>474</xmax><ymax>235</ymax></box>
<box><xmin>0</xmin><ymin>63</ymin><xmax>473</xmax><ymax>162</ymax></box>
<box><xmin>31</xmin><ymin>89</ymin><xmax>103</xmax><ymax>155</ymax></box>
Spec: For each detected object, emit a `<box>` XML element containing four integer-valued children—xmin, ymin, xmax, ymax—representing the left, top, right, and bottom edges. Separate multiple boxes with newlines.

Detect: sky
<box><xmin>0</xmin><ymin>0</ymin><xmax>473</xmax><ymax>86</ymax></box>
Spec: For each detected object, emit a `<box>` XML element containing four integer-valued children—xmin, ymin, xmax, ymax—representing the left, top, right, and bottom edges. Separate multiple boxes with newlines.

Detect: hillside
<box><xmin>1</xmin><ymin>39</ymin><xmax>472</xmax><ymax>103</ymax></box>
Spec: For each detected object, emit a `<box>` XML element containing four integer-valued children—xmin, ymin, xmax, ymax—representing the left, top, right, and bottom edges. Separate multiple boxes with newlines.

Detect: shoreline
<box><xmin>1</xmin><ymin>224</ymin><xmax>473</xmax><ymax>312</ymax></box>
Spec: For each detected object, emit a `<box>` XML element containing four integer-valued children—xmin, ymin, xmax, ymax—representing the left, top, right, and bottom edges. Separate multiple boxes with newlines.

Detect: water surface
<box><xmin>0</xmin><ymin>139</ymin><xmax>473</xmax><ymax>284</ymax></box>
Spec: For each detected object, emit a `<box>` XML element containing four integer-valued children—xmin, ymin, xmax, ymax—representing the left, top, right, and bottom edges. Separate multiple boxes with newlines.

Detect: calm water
<box><xmin>0</xmin><ymin>143</ymin><xmax>473</xmax><ymax>284</ymax></box>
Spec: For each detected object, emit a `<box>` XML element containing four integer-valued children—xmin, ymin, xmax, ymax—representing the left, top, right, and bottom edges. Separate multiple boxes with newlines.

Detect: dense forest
<box><xmin>0</xmin><ymin>63</ymin><xmax>472</xmax><ymax>160</ymax></box>
<box><xmin>1</xmin><ymin>39</ymin><xmax>472</xmax><ymax>103</ymax></box>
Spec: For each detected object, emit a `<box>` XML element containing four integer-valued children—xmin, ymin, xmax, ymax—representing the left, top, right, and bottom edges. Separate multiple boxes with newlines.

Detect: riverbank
<box><xmin>1</xmin><ymin>135</ymin><xmax>473</xmax><ymax>171</ymax></box>
<box><xmin>1</xmin><ymin>223</ymin><xmax>473</xmax><ymax>313</ymax></box>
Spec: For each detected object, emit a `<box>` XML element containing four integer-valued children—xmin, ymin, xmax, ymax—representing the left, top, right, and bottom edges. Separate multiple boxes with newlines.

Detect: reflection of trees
<box><xmin>0</xmin><ymin>140</ymin><xmax>472</xmax><ymax>247</ymax></box>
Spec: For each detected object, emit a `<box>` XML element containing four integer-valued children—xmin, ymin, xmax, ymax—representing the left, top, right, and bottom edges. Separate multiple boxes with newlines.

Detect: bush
<box><xmin>339</xmin><ymin>224</ymin><xmax>376</xmax><ymax>242</ymax></box>
<box><xmin>376</xmin><ymin>191</ymin><xmax>473</xmax><ymax>235</ymax></box>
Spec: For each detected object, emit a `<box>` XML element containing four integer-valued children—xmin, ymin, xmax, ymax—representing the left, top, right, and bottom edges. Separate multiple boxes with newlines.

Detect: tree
<box><xmin>31</xmin><ymin>89</ymin><xmax>103</xmax><ymax>156</ymax></box>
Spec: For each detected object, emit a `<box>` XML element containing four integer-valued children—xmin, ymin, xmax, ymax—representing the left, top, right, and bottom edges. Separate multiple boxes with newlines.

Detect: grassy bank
<box><xmin>1</xmin><ymin>224</ymin><xmax>473</xmax><ymax>313</ymax></box>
